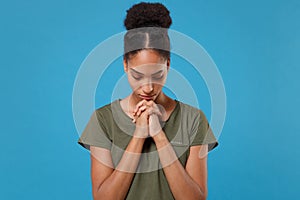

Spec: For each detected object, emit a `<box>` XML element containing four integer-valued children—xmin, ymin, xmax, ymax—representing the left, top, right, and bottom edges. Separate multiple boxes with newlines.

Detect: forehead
<box><xmin>127</xmin><ymin>50</ymin><xmax>167</xmax><ymax>74</ymax></box>
<box><xmin>129</xmin><ymin>64</ymin><xmax>166</xmax><ymax>75</ymax></box>
<box><xmin>127</xmin><ymin>50</ymin><xmax>166</xmax><ymax>67</ymax></box>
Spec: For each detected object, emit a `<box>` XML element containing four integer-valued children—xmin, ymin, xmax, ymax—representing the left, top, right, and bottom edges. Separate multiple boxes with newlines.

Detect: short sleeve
<box><xmin>77</xmin><ymin>110</ymin><xmax>112</xmax><ymax>151</ymax></box>
<box><xmin>190</xmin><ymin>110</ymin><xmax>219</xmax><ymax>152</ymax></box>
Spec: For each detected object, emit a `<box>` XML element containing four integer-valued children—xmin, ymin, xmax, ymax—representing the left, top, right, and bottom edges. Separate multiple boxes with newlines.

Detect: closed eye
<box><xmin>132</xmin><ymin>74</ymin><xmax>143</xmax><ymax>80</ymax></box>
<box><xmin>152</xmin><ymin>74</ymin><xmax>164</xmax><ymax>80</ymax></box>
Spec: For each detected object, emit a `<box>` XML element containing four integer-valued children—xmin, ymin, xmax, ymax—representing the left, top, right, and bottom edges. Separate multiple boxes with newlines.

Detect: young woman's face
<box><xmin>124</xmin><ymin>50</ymin><xmax>170</xmax><ymax>101</ymax></box>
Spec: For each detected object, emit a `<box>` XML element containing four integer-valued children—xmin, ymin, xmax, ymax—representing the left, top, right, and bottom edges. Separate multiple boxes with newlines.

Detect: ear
<box><xmin>166</xmin><ymin>58</ymin><xmax>170</xmax><ymax>72</ymax></box>
<box><xmin>123</xmin><ymin>58</ymin><xmax>128</xmax><ymax>72</ymax></box>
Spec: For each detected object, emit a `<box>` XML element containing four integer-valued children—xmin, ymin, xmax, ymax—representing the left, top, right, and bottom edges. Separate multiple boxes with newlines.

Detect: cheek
<box><xmin>152</xmin><ymin>77</ymin><xmax>167</xmax><ymax>87</ymax></box>
<box><xmin>154</xmin><ymin>83</ymin><xmax>164</xmax><ymax>91</ymax></box>
<box><xmin>127</xmin><ymin>77</ymin><xmax>141</xmax><ymax>91</ymax></box>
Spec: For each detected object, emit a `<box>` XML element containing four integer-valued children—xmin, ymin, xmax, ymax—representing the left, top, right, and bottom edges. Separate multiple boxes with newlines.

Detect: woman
<box><xmin>78</xmin><ymin>2</ymin><xmax>218</xmax><ymax>200</ymax></box>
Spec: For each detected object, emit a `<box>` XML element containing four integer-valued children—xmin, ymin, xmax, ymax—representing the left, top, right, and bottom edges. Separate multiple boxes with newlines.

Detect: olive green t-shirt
<box><xmin>78</xmin><ymin>99</ymin><xmax>218</xmax><ymax>199</ymax></box>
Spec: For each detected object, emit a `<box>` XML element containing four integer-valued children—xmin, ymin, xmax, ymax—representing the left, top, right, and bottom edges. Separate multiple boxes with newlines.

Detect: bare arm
<box><xmin>90</xmin><ymin>99</ymin><xmax>152</xmax><ymax>200</ymax></box>
<box><xmin>133</xmin><ymin>100</ymin><xmax>209</xmax><ymax>199</ymax></box>
<box><xmin>153</xmin><ymin>131</ymin><xmax>208</xmax><ymax>200</ymax></box>
<box><xmin>90</xmin><ymin>134</ymin><xmax>145</xmax><ymax>200</ymax></box>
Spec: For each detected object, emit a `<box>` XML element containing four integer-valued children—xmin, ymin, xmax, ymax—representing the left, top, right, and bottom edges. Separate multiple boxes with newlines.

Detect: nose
<box><xmin>142</xmin><ymin>80</ymin><xmax>154</xmax><ymax>94</ymax></box>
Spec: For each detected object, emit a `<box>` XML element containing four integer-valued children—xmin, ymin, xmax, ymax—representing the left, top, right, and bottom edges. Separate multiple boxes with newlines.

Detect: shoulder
<box><xmin>93</xmin><ymin>100</ymin><xmax>116</xmax><ymax>121</ymax></box>
<box><xmin>177</xmin><ymin>100</ymin><xmax>206</xmax><ymax>120</ymax></box>
<box><xmin>95</xmin><ymin>102</ymin><xmax>113</xmax><ymax>113</ymax></box>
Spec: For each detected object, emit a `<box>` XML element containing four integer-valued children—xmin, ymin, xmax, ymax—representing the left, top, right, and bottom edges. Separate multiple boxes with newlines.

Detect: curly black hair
<box><xmin>123</xmin><ymin>2</ymin><xmax>172</xmax><ymax>62</ymax></box>
<box><xmin>124</xmin><ymin>2</ymin><xmax>172</xmax><ymax>30</ymax></box>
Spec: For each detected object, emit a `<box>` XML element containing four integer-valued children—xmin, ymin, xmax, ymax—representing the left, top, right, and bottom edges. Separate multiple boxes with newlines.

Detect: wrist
<box><xmin>152</xmin><ymin>130</ymin><xmax>168</xmax><ymax>147</ymax></box>
<box><xmin>130</xmin><ymin>136</ymin><xmax>146</xmax><ymax>144</ymax></box>
<box><xmin>134</xmin><ymin>125</ymin><xmax>148</xmax><ymax>138</ymax></box>
<box><xmin>127</xmin><ymin>136</ymin><xmax>146</xmax><ymax>153</ymax></box>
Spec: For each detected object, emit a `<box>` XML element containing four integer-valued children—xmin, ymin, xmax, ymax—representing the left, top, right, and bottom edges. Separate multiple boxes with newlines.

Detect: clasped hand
<box><xmin>132</xmin><ymin>100</ymin><xmax>164</xmax><ymax>138</ymax></box>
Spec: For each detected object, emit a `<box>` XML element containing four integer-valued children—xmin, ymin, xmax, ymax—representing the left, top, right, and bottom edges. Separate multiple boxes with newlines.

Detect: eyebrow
<box><xmin>130</xmin><ymin>68</ymin><xmax>163</xmax><ymax>76</ymax></box>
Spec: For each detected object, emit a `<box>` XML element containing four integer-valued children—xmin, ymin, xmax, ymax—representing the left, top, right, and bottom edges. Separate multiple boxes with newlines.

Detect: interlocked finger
<box><xmin>136</xmin><ymin>105</ymin><xmax>148</xmax><ymax>117</ymax></box>
<box><xmin>133</xmin><ymin>100</ymin><xmax>148</xmax><ymax>115</ymax></box>
<box><xmin>132</xmin><ymin>100</ymin><xmax>165</xmax><ymax>123</ymax></box>
<box><xmin>148</xmin><ymin>107</ymin><xmax>162</xmax><ymax>118</ymax></box>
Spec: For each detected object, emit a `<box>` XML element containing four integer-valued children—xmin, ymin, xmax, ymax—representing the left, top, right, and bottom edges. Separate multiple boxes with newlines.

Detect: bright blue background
<box><xmin>1</xmin><ymin>0</ymin><xmax>299</xmax><ymax>199</ymax></box>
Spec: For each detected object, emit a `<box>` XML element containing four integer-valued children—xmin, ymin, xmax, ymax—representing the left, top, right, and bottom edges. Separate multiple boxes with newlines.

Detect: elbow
<box><xmin>92</xmin><ymin>188</ymin><xmax>101</xmax><ymax>200</ymax></box>
<box><xmin>184</xmin><ymin>187</ymin><xmax>207</xmax><ymax>200</ymax></box>
<box><xmin>197</xmin><ymin>186</ymin><xmax>207</xmax><ymax>200</ymax></box>
<box><xmin>195</xmin><ymin>192</ymin><xmax>207</xmax><ymax>200</ymax></box>
<box><xmin>92</xmin><ymin>184</ymin><xmax>106</xmax><ymax>200</ymax></box>
<box><xmin>199</xmin><ymin>193</ymin><xmax>207</xmax><ymax>200</ymax></box>
<box><xmin>93</xmin><ymin>185</ymin><xmax>121</xmax><ymax>200</ymax></box>
<box><xmin>187</xmin><ymin>191</ymin><xmax>206</xmax><ymax>200</ymax></box>
<box><xmin>93</xmin><ymin>190</ymin><xmax>109</xmax><ymax>200</ymax></box>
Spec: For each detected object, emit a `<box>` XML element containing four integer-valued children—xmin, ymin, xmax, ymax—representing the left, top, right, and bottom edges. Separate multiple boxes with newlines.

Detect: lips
<box><xmin>139</xmin><ymin>94</ymin><xmax>155</xmax><ymax>100</ymax></box>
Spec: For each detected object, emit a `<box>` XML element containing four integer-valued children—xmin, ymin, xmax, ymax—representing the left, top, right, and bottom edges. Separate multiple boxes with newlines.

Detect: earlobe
<box><xmin>123</xmin><ymin>59</ymin><xmax>128</xmax><ymax>72</ymax></box>
<box><xmin>167</xmin><ymin>59</ymin><xmax>170</xmax><ymax>71</ymax></box>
